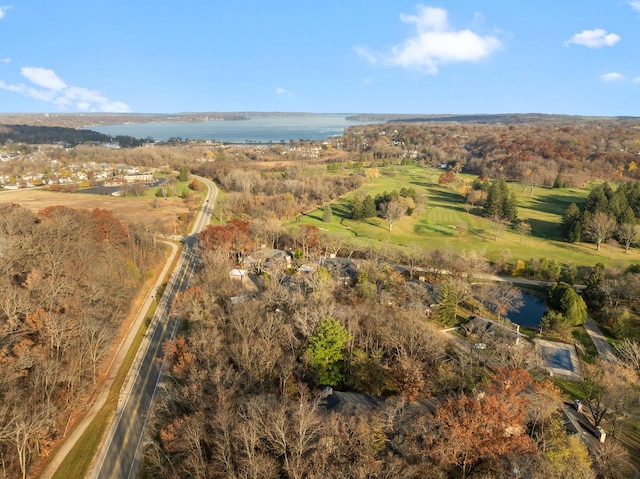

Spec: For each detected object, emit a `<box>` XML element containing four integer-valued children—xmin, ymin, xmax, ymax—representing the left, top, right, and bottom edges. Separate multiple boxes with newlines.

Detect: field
<box><xmin>0</xmin><ymin>185</ymin><xmax>191</xmax><ymax>233</ymax></box>
<box><xmin>296</xmin><ymin>166</ymin><xmax>640</xmax><ymax>272</ymax></box>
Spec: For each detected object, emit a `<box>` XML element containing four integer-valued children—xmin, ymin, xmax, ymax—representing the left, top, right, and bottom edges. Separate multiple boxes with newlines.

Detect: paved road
<box><xmin>90</xmin><ymin>176</ymin><xmax>217</xmax><ymax>479</ymax></box>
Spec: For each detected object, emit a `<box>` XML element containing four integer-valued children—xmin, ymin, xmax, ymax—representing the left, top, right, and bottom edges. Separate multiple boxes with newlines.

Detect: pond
<box><xmin>77</xmin><ymin>178</ymin><xmax>165</xmax><ymax>196</ymax></box>
<box><xmin>506</xmin><ymin>290</ymin><xmax>547</xmax><ymax>328</ymax></box>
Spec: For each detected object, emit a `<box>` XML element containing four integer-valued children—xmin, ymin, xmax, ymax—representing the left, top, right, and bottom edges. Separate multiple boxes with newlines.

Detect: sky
<box><xmin>0</xmin><ymin>1</ymin><xmax>639</xmax><ymax>116</ymax></box>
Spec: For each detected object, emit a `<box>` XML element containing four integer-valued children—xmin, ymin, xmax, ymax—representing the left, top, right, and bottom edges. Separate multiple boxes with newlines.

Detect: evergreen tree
<box><xmin>351</xmin><ymin>196</ymin><xmax>364</xmax><ymax>220</ymax></box>
<box><xmin>362</xmin><ymin>194</ymin><xmax>377</xmax><ymax>218</ymax></box>
<box><xmin>562</xmin><ymin>203</ymin><xmax>582</xmax><ymax>242</ymax></box>
<box><xmin>322</xmin><ymin>205</ymin><xmax>333</xmax><ymax>223</ymax></box>
<box><xmin>583</xmin><ymin>263</ymin><xmax>607</xmax><ymax>311</ymax></box>
<box><xmin>305</xmin><ymin>317</ymin><xmax>352</xmax><ymax>386</ymax></box>
<box><xmin>178</xmin><ymin>165</ymin><xmax>190</xmax><ymax>182</ymax></box>
<box><xmin>483</xmin><ymin>180</ymin><xmax>518</xmax><ymax>221</ymax></box>
<box><xmin>435</xmin><ymin>279</ymin><xmax>458</xmax><ymax>326</ymax></box>
<box><xmin>585</xmin><ymin>184</ymin><xmax>609</xmax><ymax>215</ymax></box>
<box><xmin>549</xmin><ymin>282</ymin><xmax>587</xmax><ymax>326</ymax></box>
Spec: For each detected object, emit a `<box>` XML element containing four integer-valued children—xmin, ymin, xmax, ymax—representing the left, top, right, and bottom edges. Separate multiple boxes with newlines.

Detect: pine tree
<box><xmin>178</xmin><ymin>165</ymin><xmax>190</xmax><ymax>182</ymax></box>
<box><xmin>483</xmin><ymin>180</ymin><xmax>518</xmax><ymax>221</ymax></box>
<box><xmin>351</xmin><ymin>196</ymin><xmax>364</xmax><ymax>220</ymax></box>
<box><xmin>305</xmin><ymin>318</ymin><xmax>352</xmax><ymax>386</ymax></box>
<box><xmin>362</xmin><ymin>194</ymin><xmax>377</xmax><ymax>218</ymax></box>
<box><xmin>322</xmin><ymin>205</ymin><xmax>333</xmax><ymax>223</ymax></box>
<box><xmin>562</xmin><ymin>203</ymin><xmax>582</xmax><ymax>242</ymax></box>
<box><xmin>435</xmin><ymin>279</ymin><xmax>458</xmax><ymax>326</ymax></box>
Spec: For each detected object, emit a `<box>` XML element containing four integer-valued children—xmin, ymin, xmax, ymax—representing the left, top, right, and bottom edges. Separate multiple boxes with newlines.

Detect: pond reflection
<box><xmin>507</xmin><ymin>290</ymin><xmax>547</xmax><ymax>328</ymax></box>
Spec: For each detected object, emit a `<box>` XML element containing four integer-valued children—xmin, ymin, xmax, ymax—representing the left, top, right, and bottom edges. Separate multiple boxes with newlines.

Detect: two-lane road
<box><xmin>91</xmin><ymin>176</ymin><xmax>216</xmax><ymax>479</ymax></box>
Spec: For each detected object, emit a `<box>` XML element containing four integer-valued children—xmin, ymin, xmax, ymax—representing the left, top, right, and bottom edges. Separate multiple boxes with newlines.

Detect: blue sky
<box><xmin>0</xmin><ymin>1</ymin><xmax>639</xmax><ymax>115</ymax></box>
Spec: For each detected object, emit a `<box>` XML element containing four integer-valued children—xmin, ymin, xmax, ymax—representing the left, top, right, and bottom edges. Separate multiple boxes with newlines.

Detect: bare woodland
<box><xmin>0</xmin><ymin>204</ymin><xmax>162</xmax><ymax>479</ymax></box>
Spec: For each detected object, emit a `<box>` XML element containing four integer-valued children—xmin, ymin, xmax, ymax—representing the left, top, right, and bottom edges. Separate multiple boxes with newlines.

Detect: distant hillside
<box><xmin>0</xmin><ymin>124</ymin><xmax>147</xmax><ymax>147</ymax></box>
<box><xmin>346</xmin><ymin>113</ymin><xmax>640</xmax><ymax>124</ymax></box>
<box><xmin>0</xmin><ymin>112</ymin><xmax>252</xmax><ymax>129</ymax></box>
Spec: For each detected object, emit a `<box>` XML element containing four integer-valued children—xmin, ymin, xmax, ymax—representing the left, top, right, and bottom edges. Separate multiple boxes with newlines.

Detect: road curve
<box><xmin>90</xmin><ymin>176</ymin><xmax>216</xmax><ymax>479</ymax></box>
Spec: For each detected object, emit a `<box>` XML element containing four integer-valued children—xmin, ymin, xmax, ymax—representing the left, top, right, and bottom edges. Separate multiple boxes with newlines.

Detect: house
<box><xmin>320</xmin><ymin>257</ymin><xmax>359</xmax><ymax>286</ymax></box>
<box><xmin>228</xmin><ymin>268</ymin><xmax>248</xmax><ymax>283</ymax></box>
<box><xmin>297</xmin><ymin>263</ymin><xmax>317</xmax><ymax>274</ymax></box>
<box><xmin>464</xmin><ymin>316</ymin><xmax>526</xmax><ymax>347</ymax></box>
<box><xmin>322</xmin><ymin>388</ymin><xmax>384</xmax><ymax>415</ymax></box>
<box><xmin>242</xmin><ymin>248</ymin><xmax>292</xmax><ymax>273</ymax></box>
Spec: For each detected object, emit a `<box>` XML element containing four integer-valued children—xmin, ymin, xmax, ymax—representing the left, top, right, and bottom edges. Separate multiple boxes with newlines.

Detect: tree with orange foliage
<box><xmin>427</xmin><ymin>368</ymin><xmax>537</xmax><ymax>478</ymax></box>
<box><xmin>198</xmin><ymin>219</ymin><xmax>253</xmax><ymax>257</ymax></box>
<box><xmin>438</xmin><ymin>170</ymin><xmax>456</xmax><ymax>185</ymax></box>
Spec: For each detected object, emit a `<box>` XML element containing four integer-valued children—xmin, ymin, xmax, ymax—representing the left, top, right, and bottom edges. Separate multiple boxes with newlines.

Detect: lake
<box><xmin>88</xmin><ymin>114</ymin><xmax>383</xmax><ymax>143</ymax></box>
<box><xmin>507</xmin><ymin>290</ymin><xmax>547</xmax><ymax>328</ymax></box>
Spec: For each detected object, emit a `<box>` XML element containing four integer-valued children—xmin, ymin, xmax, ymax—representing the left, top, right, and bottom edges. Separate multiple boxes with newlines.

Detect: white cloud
<box><xmin>0</xmin><ymin>5</ymin><xmax>12</xmax><ymax>20</ymax></box>
<box><xmin>362</xmin><ymin>77</ymin><xmax>372</xmax><ymax>85</ymax></box>
<box><xmin>21</xmin><ymin>67</ymin><xmax>67</xmax><ymax>91</ymax></box>
<box><xmin>600</xmin><ymin>72</ymin><xmax>625</xmax><ymax>82</ymax></box>
<box><xmin>632</xmin><ymin>77</ymin><xmax>640</xmax><ymax>84</ymax></box>
<box><xmin>630</xmin><ymin>1</ymin><xmax>640</xmax><ymax>12</ymax></box>
<box><xmin>357</xmin><ymin>5</ymin><xmax>501</xmax><ymax>74</ymax></box>
<box><xmin>0</xmin><ymin>66</ymin><xmax>131</xmax><ymax>112</ymax></box>
<box><xmin>0</xmin><ymin>57</ymin><xmax>10</xmax><ymax>64</ymax></box>
<box><xmin>275</xmin><ymin>87</ymin><xmax>293</xmax><ymax>97</ymax></box>
<box><xmin>565</xmin><ymin>29</ymin><xmax>621</xmax><ymax>48</ymax></box>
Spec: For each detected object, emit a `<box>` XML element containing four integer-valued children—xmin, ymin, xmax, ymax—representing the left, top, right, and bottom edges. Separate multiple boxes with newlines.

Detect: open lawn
<box><xmin>294</xmin><ymin>166</ymin><xmax>640</xmax><ymax>271</ymax></box>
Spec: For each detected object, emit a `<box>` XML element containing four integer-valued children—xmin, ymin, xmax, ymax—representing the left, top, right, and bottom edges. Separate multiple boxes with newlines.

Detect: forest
<box><xmin>0</xmin><ymin>204</ymin><xmax>162</xmax><ymax>479</ymax></box>
<box><xmin>0</xmin><ymin>124</ymin><xmax>148</xmax><ymax>148</ymax></box>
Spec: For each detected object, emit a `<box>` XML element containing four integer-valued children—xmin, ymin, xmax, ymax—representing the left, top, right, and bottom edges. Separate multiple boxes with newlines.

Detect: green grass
<box><xmin>143</xmin><ymin>179</ymin><xmax>193</xmax><ymax>199</ymax></box>
<box><xmin>293</xmin><ymin>166</ymin><xmax>640</xmax><ymax>271</ymax></box>
<box><xmin>551</xmin><ymin>377</ymin><xmax>585</xmax><ymax>400</ymax></box>
<box><xmin>571</xmin><ymin>327</ymin><xmax>599</xmax><ymax>362</ymax></box>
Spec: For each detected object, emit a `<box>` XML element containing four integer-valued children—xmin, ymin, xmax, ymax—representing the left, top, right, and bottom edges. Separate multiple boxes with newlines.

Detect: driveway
<box><xmin>583</xmin><ymin>316</ymin><xmax>617</xmax><ymax>363</ymax></box>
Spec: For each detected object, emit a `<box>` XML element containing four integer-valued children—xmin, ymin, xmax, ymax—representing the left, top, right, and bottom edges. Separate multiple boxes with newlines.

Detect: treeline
<box><xmin>344</xmin><ymin>121</ymin><xmax>640</xmax><ymax>184</ymax></box>
<box><xmin>562</xmin><ymin>181</ymin><xmax>640</xmax><ymax>250</ymax></box>
<box><xmin>205</xmin><ymin>166</ymin><xmax>366</xmax><ymax>220</ymax></box>
<box><xmin>0</xmin><ymin>204</ymin><xmax>162</xmax><ymax>479</ymax></box>
<box><xmin>0</xmin><ymin>124</ymin><xmax>148</xmax><ymax>147</ymax></box>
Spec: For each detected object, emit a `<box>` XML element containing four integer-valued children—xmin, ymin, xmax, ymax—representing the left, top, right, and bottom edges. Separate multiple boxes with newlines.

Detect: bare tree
<box><xmin>466</xmin><ymin>189</ymin><xmax>487</xmax><ymax>208</ymax></box>
<box><xmin>515</xmin><ymin>221</ymin><xmax>532</xmax><ymax>244</ymax></box>
<box><xmin>490</xmin><ymin>214</ymin><xmax>508</xmax><ymax>241</ymax></box>
<box><xmin>617</xmin><ymin>222</ymin><xmax>638</xmax><ymax>253</ymax></box>
<box><xmin>614</xmin><ymin>339</ymin><xmax>640</xmax><ymax>373</ymax></box>
<box><xmin>402</xmin><ymin>242</ymin><xmax>426</xmax><ymax>280</ymax></box>
<box><xmin>480</xmin><ymin>282</ymin><xmax>524</xmax><ymax>322</ymax></box>
<box><xmin>81</xmin><ymin>318</ymin><xmax>112</xmax><ymax>383</ymax></box>
<box><xmin>584</xmin><ymin>212</ymin><xmax>617</xmax><ymax>251</ymax></box>
<box><xmin>379</xmin><ymin>200</ymin><xmax>407</xmax><ymax>232</ymax></box>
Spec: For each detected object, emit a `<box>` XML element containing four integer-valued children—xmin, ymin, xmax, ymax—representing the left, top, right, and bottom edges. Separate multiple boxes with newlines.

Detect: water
<box><xmin>77</xmin><ymin>178</ymin><xmax>164</xmax><ymax>195</ymax></box>
<box><xmin>507</xmin><ymin>290</ymin><xmax>547</xmax><ymax>328</ymax></box>
<box><xmin>87</xmin><ymin>114</ymin><xmax>382</xmax><ymax>143</ymax></box>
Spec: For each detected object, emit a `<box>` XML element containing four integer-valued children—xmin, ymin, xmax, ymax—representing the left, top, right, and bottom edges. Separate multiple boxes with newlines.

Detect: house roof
<box><xmin>323</xmin><ymin>390</ymin><xmax>384</xmax><ymax>414</ymax></box>
<box><xmin>228</xmin><ymin>268</ymin><xmax>247</xmax><ymax>277</ymax></box>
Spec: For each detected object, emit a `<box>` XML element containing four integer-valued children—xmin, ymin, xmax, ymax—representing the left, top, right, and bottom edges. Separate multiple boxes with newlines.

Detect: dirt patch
<box><xmin>0</xmin><ymin>189</ymin><xmax>190</xmax><ymax>233</ymax></box>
